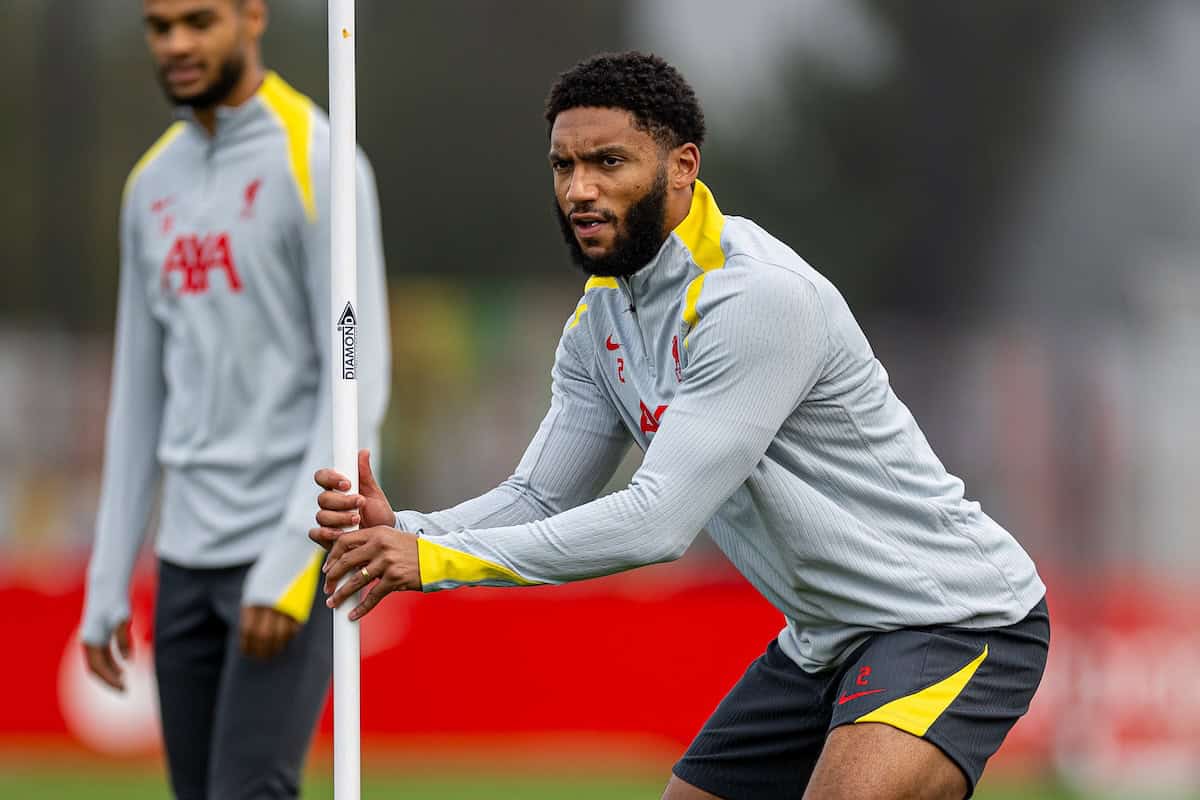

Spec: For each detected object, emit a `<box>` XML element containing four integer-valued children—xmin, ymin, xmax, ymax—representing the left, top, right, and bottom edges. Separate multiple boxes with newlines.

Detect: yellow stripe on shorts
<box><xmin>854</xmin><ymin>644</ymin><xmax>989</xmax><ymax>737</ymax></box>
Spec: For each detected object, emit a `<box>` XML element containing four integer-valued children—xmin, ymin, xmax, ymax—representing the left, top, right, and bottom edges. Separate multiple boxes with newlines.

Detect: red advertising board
<box><xmin>3</xmin><ymin>561</ymin><xmax>1198</xmax><ymax>792</ymax></box>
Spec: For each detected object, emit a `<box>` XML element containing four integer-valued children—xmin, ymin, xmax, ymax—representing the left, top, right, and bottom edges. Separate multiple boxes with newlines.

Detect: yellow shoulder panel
<box><xmin>854</xmin><ymin>645</ymin><xmax>989</xmax><ymax>737</ymax></box>
<box><xmin>259</xmin><ymin>71</ymin><xmax>317</xmax><ymax>222</ymax></box>
<box><xmin>273</xmin><ymin>549</ymin><xmax>325</xmax><ymax>623</ymax></box>
<box><xmin>569</xmin><ymin>275</ymin><xmax>619</xmax><ymax>329</ymax></box>
<box><xmin>676</xmin><ymin>180</ymin><xmax>727</xmax><ymax>338</ymax></box>
<box><xmin>584</xmin><ymin>276</ymin><xmax>619</xmax><ymax>291</ymax></box>
<box><xmin>122</xmin><ymin>121</ymin><xmax>186</xmax><ymax>203</ymax></box>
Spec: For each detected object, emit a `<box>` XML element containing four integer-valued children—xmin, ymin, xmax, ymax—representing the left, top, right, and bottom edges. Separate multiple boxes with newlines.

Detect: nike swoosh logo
<box><xmin>837</xmin><ymin>689</ymin><xmax>886</xmax><ymax>705</ymax></box>
<box><xmin>605</xmin><ymin>336</ymin><xmax>620</xmax><ymax>351</ymax></box>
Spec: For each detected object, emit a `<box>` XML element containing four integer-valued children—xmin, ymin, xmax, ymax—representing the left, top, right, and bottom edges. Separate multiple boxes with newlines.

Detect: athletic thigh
<box><xmin>154</xmin><ymin>560</ymin><xmax>235</xmax><ymax>800</ymax></box>
<box><xmin>671</xmin><ymin>639</ymin><xmax>838</xmax><ymax>800</ymax></box>
<box><xmin>825</xmin><ymin>598</ymin><xmax>1050</xmax><ymax>797</ymax></box>
<box><xmin>804</xmin><ymin>721</ymin><xmax>966</xmax><ymax>800</ymax></box>
<box><xmin>207</xmin><ymin>573</ymin><xmax>333</xmax><ymax>800</ymax></box>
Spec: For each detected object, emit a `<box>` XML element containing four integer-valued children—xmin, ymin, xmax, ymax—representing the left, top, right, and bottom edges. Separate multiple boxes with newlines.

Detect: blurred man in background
<box><xmin>80</xmin><ymin>1</ymin><xmax>389</xmax><ymax>798</ymax></box>
<box><xmin>312</xmin><ymin>52</ymin><xmax>1045</xmax><ymax>800</ymax></box>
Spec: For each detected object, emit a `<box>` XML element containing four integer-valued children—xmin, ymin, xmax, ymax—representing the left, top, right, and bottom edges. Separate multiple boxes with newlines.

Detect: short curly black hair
<box><xmin>545</xmin><ymin>51</ymin><xmax>706</xmax><ymax>149</ymax></box>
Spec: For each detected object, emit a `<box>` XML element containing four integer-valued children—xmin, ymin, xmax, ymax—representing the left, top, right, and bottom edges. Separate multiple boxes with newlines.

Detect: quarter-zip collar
<box><xmin>614</xmin><ymin>179</ymin><xmax>725</xmax><ymax>312</ymax></box>
<box><xmin>171</xmin><ymin>70</ymin><xmax>277</xmax><ymax>142</ymax></box>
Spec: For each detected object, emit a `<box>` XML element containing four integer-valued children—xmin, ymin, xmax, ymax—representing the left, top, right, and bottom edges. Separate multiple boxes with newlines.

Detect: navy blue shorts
<box><xmin>673</xmin><ymin>598</ymin><xmax>1049</xmax><ymax>799</ymax></box>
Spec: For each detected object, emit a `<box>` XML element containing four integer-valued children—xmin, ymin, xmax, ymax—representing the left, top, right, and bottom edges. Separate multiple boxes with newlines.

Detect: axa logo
<box><xmin>241</xmin><ymin>178</ymin><xmax>263</xmax><ymax>219</ymax></box>
<box><xmin>160</xmin><ymin>233</ymin><xmax>243</xmax><ymax>295</ymax></box>
<box><xmin>639</xmin><ymin>401</ymin><xmax>667</xmax><ymax>433</ymax></box>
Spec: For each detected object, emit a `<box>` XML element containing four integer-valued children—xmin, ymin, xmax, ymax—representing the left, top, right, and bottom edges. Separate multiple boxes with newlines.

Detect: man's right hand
<box><xmin>313</xmin><ymin>449</ymin><xmax>394</xmax><ymax>542</ymax></box>
<box><xmin>83</xmin><ymin>619</ymin><xmax>132</xmax><ymax>692</ymax></box>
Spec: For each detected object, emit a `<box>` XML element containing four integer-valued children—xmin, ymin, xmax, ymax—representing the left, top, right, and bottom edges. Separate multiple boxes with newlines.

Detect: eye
<box><xmin>186</xmin><ymin>12</ymin><xmax>216</xmax><ymax>30</ymax></box>
<box><xmin>602</xmin><ymin>156</ymin><xmax>623</xmax><ymax>168</ymax></box>
<box><xmin>551</xmin><ymin>159</ymin><xmax>572</xmax><ymax>173</ymax></box>
<box><xmin>146</xmin><ymin>19</ymin><xmax>170</xmax><ymax>35</ymax></box>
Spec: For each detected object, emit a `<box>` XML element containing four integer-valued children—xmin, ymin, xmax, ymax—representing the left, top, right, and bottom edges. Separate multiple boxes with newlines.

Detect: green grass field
<box><xmin>0</xmin><ymin>765</ymin><xmax>1082</xmax><ymax>799</ymax></box>
<box><xmin>0</xmin><ymin>770</ymin><xmax>661</xmax><ymax>799</ymax></box>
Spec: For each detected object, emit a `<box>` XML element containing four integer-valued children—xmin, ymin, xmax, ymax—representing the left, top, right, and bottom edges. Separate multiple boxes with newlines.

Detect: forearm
<box><xmin>396</xmin><ymin>477</ymin><xmax>565</xmax><ymax>536</ymax></box>
<box><xmin>416</xmin><ymin>485</ymin><xmax>687</xmax><ymax>590</ymax></box>
<box><xmin>417</xmin><ymin>411</ymin><xmax>763</xmax><ymax>590</ymax></box>
<box><xmin>241</xmin><ymin>405</ymin><xmax>333</xmax><ymax>618</ymax></box>
<box><xmin>83</xmin><ymin>470</ymin><xmax>159</xmax><ymax>644</ymax></box>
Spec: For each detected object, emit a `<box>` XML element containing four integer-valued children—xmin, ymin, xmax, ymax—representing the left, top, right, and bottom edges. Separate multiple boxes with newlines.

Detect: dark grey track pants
<box><xmin>154</xmin><ymin>559</ymin><xmax>332</xmax><ymax>800</ymax></box>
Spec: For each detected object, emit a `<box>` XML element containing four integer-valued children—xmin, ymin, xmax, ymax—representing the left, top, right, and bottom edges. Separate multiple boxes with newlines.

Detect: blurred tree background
<box><xmin>2</xmin><ymin>0</ymin><xmax>1098</xmax><ymax>328</ymax></box>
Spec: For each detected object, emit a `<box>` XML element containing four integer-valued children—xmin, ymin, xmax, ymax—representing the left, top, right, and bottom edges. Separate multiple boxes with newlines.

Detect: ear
<box><xmin>670</xmin><ymin>142</ymin><xmax>701</xmax><ymax>189</ymax></box>
<box><xmin>244</xmin><ymin>0</ymin><xmax>268</xmax><ymax>39</ymax></box>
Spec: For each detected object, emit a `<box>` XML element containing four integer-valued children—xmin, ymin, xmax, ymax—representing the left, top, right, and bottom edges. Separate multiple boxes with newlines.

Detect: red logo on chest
<box><xmin>150</xmin><ymin>196</ymin><xmax>175</xmax><ymax>235</ymax></box>
<box><xmin>639</xmin><ymin>401</ymin><xmax>668</xmax><ymax>433</ymax></box>
<box><xmin>241</xmin><ymin>178</ymin><xmax>263</xmax><ymax>219</ymax></box>
<box><xmin>160</xmin><ymin>233</ymin><xmax>243</xmax><ymax>295</ymax></box>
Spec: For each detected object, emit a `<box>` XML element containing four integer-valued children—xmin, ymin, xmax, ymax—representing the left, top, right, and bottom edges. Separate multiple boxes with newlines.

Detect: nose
<box><xmin>161</xmin><ymin>25</ymin><xmax>196</xmax><ymax>58</ymax></box>
<box><xmin>564</xmin><ymin>167</ymin><xmax>599</xmax><ymax>206</ymax></box>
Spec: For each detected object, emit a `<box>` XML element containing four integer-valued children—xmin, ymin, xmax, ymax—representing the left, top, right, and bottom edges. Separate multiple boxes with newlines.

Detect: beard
<box><xmin>555</xmin><ymin>169</ymin><xmax>670</xmax><ymax>278</ymax></box>
<box><xmin>158</xmin><ymin>51</ymin><xmax>246</xmax><ymax>110</ymax></box>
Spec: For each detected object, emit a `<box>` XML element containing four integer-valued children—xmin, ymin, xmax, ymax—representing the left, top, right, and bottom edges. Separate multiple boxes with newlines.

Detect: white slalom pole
<box><xmin>328</xmin><ymin>1</ymin><xmax>360</xmax><ymax>799</ymax></box>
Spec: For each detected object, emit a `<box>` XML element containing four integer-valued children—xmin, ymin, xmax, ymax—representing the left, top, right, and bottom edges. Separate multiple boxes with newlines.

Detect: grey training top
<box><xmin>82</xmin><ymin>72</ymin><xmax>390</xmax><ymax>645</ymax></box>
<box><xmin>400</xmin><ymin>180</ymin><xmax>1044</xmax><ymax>672</ymax></box>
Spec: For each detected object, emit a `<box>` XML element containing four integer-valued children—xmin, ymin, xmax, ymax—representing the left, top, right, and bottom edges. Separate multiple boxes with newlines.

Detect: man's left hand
<box><xmin>310</xmin><ymin>525</ymin><xmax>421</xmax><ymax>620</ymax></box>
<box><xmin>239</xmin><ymin>606</ymin><xmax>301</xmax><ymax>660</ymax></box>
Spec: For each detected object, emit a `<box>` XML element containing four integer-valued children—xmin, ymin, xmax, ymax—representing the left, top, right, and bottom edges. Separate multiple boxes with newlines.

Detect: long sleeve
<box><xmin>81</xmin><ymin>195</ymin><xmax>165</xmax><ymax>645</ymax></box>
<box><xmin>241</xmin><ymin>150</ymin><xmax>391</xmax><ymax>619</ymax></box>
<box><xmin>416</xmin><ymin>264</ymin><xmax>830</xmax><ymax>590</ymax></box>
<box><xmin>395</xmin><ymin>329</ymin><xmax>632</xmax><ymax>537</ymax></box>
